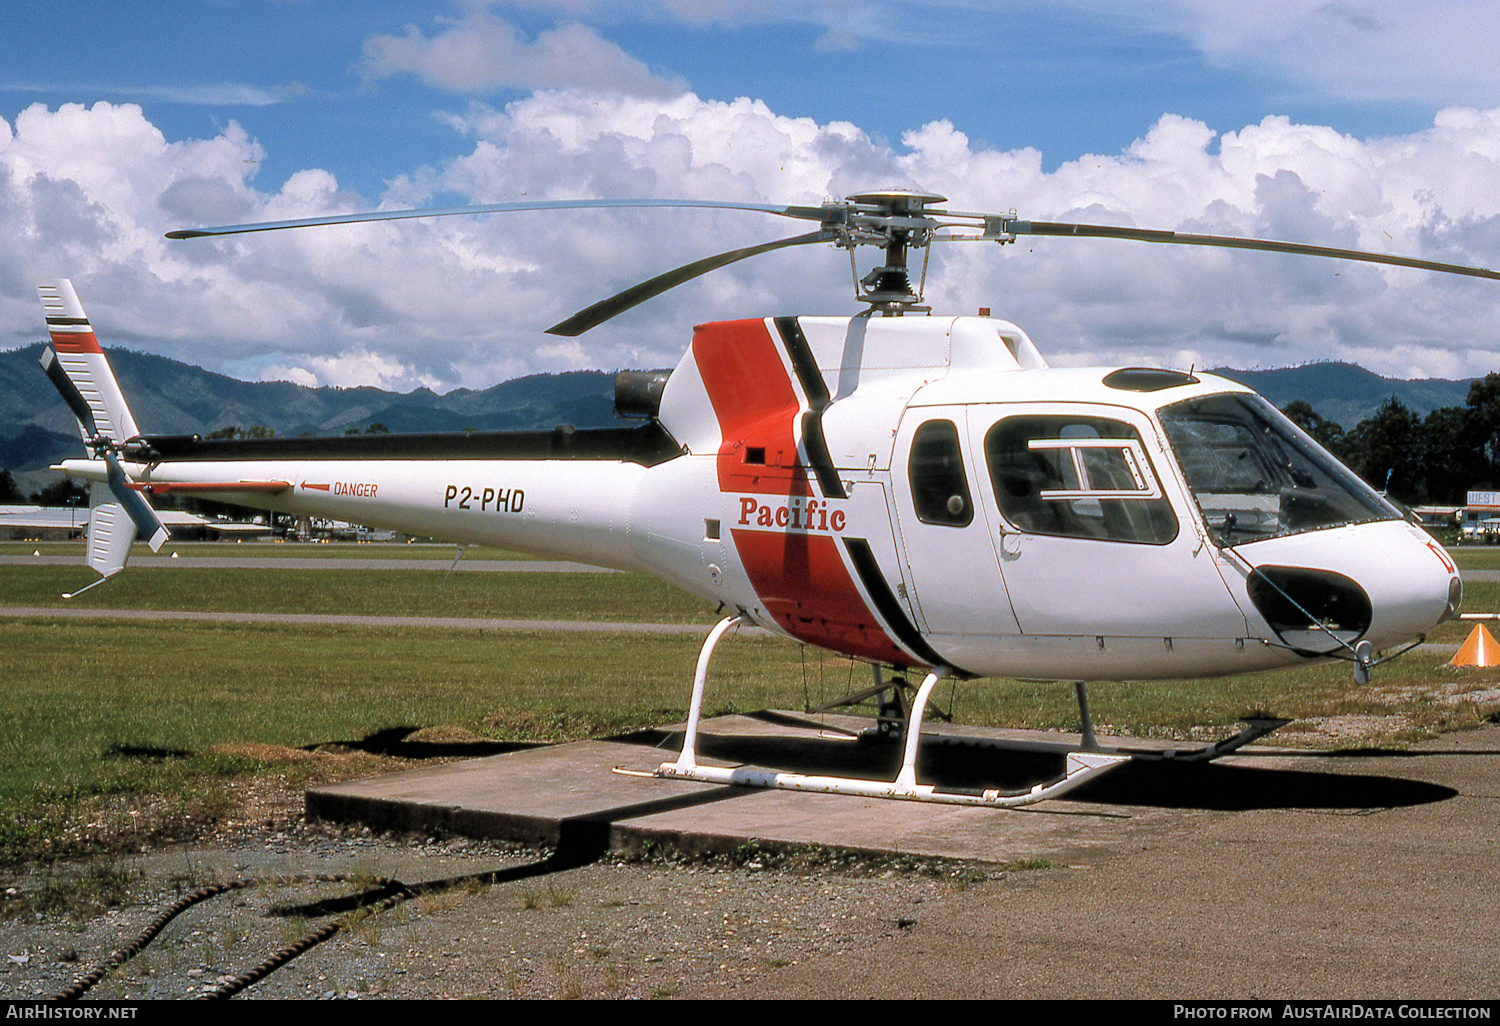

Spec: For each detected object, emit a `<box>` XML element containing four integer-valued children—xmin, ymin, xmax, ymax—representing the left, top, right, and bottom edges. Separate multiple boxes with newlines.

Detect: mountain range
<box><xmin>0</xmin><ymin>343</ymin><xmax>621</xmax><ymax>489</ymax></box>
<box><xmin>0</xmin><ymin>341</ymin><xmax>1487</xmax><ymax>489</ymax></box>
<box><xmin>1207</xmin><ymin>363</ymin><xmax>1478</xmax><ymax>429</ymax></box>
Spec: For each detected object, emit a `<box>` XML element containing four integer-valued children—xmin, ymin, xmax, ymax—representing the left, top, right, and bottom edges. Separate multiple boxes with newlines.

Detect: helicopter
<box><xmin>38</xmin><ymin>189</ymin><xmax>1478</xmax><ymax>808</ymax></box>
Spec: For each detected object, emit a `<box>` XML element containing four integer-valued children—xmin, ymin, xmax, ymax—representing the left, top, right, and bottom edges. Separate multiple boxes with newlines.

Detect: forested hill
<box><xmin>0</xmin><ymin>343</ymin><xmax>617</xmax><ymax>477</ymax></box>
<box><xmin>1210</xmin><ymin>362</ymin><xmax>1475</xmax><ymax>429</ymax></box>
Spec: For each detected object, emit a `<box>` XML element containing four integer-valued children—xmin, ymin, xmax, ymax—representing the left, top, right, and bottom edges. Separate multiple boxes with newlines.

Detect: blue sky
<box><xmin>3</xmin><ymin>1</ymin><xmax>1500</xmax><ymax>389</ymax></box>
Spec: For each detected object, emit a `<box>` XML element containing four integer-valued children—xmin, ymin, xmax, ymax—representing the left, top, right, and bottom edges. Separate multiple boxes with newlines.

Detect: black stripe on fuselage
<box><xmin>773</xmin><ymin>316</ymin><xmax>846</xmax><ymax>500</ymax></box>
<box><xmin>134</xmin><ymin>421</ymin><xmax>685</xmax><ymax>466</ymax></box>
<box><xmin>842</xmin><ymin>536</ymin><xmax>962</xmax><ymax>674</ymax></box>
<box><xmin>773</xmin><ymin>316</ymin><xmax>829</xmax><ymax>408</ymax></box>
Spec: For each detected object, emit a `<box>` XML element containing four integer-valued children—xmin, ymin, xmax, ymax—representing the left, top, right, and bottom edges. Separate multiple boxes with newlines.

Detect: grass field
<box><xmin>1</xmin><ymin>546</ymin><xmax>1497</xmax><ymax>867</ymax></box>
<box><xmin>0</xmin><ymin>540</ymin><xmax>537</xmax><ymax>560</ymax></box>
<box><xmin>1450</xmin><ymin>546</ymin><xmax>1500</xmax><ymax>571</ymax></box>
<box><xmin>0</xmin><ymin>566</ymin><xmax>718</xmax><ymax>622</ymax></box>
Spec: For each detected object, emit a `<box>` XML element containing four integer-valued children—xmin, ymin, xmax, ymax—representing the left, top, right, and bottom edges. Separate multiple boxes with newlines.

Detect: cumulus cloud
<box><xmin>357</xmin><ymin>10</ymin><xmax>684</xmax><ymax>97</ymax></box>
<box><xmin>3</xmin><ymin>95</ymin><xmax>1500</xmax><ymax>391</ymax></box>
<box><xmin>260</xmin><ymin>348</ymin><xmax>445</xmax><ymax>392</ymax></box>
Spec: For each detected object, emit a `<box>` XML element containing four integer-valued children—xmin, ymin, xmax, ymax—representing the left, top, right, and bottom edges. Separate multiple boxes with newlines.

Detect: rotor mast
<box><xmin>841</xmin><ymin>190</ymin><xmax>946</xmax><ymax>315</ymax></box>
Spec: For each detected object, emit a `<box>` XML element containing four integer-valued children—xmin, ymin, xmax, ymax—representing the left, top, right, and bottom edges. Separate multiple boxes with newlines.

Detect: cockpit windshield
<box><xmin>1158</xmin><ymin>393</ymin><xmax>1402</xmax><ymax>546</ymax></box>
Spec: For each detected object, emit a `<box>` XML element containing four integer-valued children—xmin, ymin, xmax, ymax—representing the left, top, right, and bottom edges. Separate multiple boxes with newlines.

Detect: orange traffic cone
<box><xmin>1448</xmin><ymin>624</ymin><xmax>1500</xmax><ymax>668</ymax></box>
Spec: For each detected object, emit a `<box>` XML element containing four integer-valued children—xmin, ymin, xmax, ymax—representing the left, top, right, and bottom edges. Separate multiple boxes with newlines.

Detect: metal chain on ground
<box><xmin>54</xmin><ymin>873</ymin><xmax>410</xmax><ymax>1001</ymax></box>
<box><xmin>202</xmin><ymin>879</ymin><xmax>413</xmax><ymax>1000</ymax></box>
<box><xmin>55</xmin><ymin>879</ymin><xmax>255</xmax><ymax>1000</ymax></box>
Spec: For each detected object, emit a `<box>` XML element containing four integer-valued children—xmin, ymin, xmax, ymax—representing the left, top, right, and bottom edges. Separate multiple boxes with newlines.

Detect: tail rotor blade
<box><xmin>103</xmin><ymin>452</ymin><xmax>169</xmax><ymax>551</ymax></box>
<box><xmin>39</xmin><ymin>346</ymin><xmax>100</xmax><ymax>438</ymax></box>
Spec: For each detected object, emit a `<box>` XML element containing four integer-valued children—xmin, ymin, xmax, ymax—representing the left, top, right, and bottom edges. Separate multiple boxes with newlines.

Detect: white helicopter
<box><xmin>39</xmin><ymin>190</ymin><xmax>1479</xmax><ymax>808</ymax></box>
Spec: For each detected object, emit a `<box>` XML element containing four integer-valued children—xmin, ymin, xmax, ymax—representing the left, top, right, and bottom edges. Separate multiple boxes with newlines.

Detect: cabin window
<box><xmin>1159</xmin><ymin>393</ymin><xmax>1400</xmax><ymax>546</ymax></box>
<box><xmin>984</xmin><ymin>416</ymin><xmax>1178</xmax><ymax>544</ymax></box>
<box><xmin>908</xmin><ymin>420</ymin><xmax>973</xmax><ymax>526</ymax></box>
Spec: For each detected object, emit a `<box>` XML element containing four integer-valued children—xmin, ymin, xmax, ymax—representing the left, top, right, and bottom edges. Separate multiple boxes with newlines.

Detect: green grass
<box><xmin>0</xmin><ymin>541</ymin><xmax>539</xmax><ymax>560</ymax></box>
<box><xmin>1451</xmin><ymin>546</ymin><xmax>1500</xmax><ymax>572</ymax></box>
<box><xmin>0</xmin><ymin>619</ymin><xmax>813</xmax><ymax>802</ymax></box>
<box><xmin>0</xmin><ymin>616</ymin><xmax>821</xmax><ymax>865</ymax></box>
<box><xmin>0</xmin><ymin>566</ymin><xmax>719</xmax><ymax>622</ymax></box>
<box><xmin>0</xmin><ymin>612</ymin><xmax>1489</xmax><ymax>813</ymax></box>
<box><xmin>0</xmin><ymin>556</ymin><xmax>1497</xmax><ymax>867</ymax></box>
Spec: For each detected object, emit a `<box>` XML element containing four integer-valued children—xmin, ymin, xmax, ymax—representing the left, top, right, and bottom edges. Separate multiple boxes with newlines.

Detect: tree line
<box><xmin>1282</xmin><ymin>371</ymin><xmax>1500</xmax><ymax>505</ymax></box>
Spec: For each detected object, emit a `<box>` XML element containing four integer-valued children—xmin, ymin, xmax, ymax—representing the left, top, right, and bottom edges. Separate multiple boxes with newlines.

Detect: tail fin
<box><xmin>66</xmin><ymin>479</ymin><xmax>142</xmax><ymax>597</ymax></box>
<box><xmin>36</xmin><ymin>279</ymin><xmax>142</xmax><ymax>446</ymax></box>
<box><xmin>36</xmin><ymin>280</ymin><xmax>168</xmax><ymax>593</ymax></box>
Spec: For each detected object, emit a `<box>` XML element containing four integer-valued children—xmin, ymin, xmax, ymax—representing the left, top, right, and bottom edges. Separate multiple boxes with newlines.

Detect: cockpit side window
<box><xmin>1159</xmin><ymin>392</ymin><xmax>1401</xmax><ymax>546</ymax></box>
<box><xmin>909</xmin><ymin>419</ymin><xmax>974</xmax><ymax>526</ymax></box>
<box><xmin>984</xmin><ymin>416</ymin><xmax>1178</xmax><ymax>544</ymax></box>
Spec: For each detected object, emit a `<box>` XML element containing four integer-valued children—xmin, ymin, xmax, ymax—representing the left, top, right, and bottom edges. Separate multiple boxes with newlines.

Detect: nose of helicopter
<box><xmin>1232</xmin><ymin>520</ymin><xmax>1460</xmax><ymax>654</ymax></box>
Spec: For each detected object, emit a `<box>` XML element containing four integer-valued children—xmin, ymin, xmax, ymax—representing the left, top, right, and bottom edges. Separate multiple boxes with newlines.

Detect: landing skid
<box><xmin>897</xmin><ymin>711</ymin><xmax>1293</xmax><ymax>765</ymax></box>
<box><xmin>634</xmin><ymin>617</ymin><xmax>1294</xmax><ymax>808</ymax></box>
<box><xmin>635</xmin><ymin>617</ymin><xmax>1296</xmax><ymax>809</ymax></box>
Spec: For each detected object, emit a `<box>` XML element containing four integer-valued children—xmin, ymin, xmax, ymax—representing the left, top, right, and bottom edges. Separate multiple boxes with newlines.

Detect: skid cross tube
<box><xmin>652</xmin><ymin>621</ymin><xmax>1128</xmax><ymax>809</ymax></box>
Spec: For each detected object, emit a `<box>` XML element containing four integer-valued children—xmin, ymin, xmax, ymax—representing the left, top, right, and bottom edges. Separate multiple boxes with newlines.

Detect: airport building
<box><xmin>1463</xmin><ymin>491</ymin><xmax>1500</xmax><ymax>540</ymax></box>
<box><xmin>0</xmin><ymin>505</ymin><xmax>270</xmax><ymax>542</ymax></box>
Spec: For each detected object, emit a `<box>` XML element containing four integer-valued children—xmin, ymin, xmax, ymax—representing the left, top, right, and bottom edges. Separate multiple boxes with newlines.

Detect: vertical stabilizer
<box><xmin>36</xmin><ymin>279</ymin><xmax>141</xmax><ymax>444</ymax></box>
<box><xmin>36</xmin><ymin>280</ymin><xmax>169</xmax><ymax>594</ymax></box>
<box><xmin>79</xmin><ymin>483</ymin><xmax>138</xmax><ymax>580</ymax></box>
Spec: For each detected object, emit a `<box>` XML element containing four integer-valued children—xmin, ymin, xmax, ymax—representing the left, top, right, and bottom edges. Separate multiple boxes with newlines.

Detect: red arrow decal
<box><xmin>301</xmin><ymin>482</ymin><xmax>330</xmax><ymax>491</ymax></box>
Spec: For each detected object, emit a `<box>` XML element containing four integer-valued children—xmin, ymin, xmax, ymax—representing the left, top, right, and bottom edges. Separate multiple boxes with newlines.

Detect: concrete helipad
<box><xmin>305</xmin><ymin>712</ymin><xmax>1459</xmax><ymax>866</ymax></box>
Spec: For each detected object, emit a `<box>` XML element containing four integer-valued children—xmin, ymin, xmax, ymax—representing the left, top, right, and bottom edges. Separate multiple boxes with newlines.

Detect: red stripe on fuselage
<box><xmin>731</xmin><ymin>528</ymin><xmax>914</xmax><ymax>666</ymax></box>
<box><xmin>695</xmin><ymin>318</ymin><xmax>911</xmax><ymax>664</ymax></box>
<box><xmin>692</xmin><ymin>319</ymin><xmax>811</xmax><ymax>498</ymax></box>
<box><xmin>49</xmin><ymin>329</ymin><xmax>102</xmax><ymax>354</ymax></box>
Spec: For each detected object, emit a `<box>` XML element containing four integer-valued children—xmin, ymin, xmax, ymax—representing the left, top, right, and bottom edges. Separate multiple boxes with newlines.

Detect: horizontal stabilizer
<box><xmin>67</xmin><ymin>484</ymin><xmax>137</xmax><ymax>597</ymax></box>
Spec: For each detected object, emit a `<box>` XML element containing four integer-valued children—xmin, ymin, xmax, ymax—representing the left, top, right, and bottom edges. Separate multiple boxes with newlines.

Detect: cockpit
<box><xmin>1156</xmin><ymin>392</ymin><xmax>1404</xmax><ymax>547</ymax></box>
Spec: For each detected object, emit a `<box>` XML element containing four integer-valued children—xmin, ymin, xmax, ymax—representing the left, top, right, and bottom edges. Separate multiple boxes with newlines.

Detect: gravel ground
<box><xmin>0</xmin><ymin>799</ymin><xmax>992</xmax><ymax>1000</ymax></box>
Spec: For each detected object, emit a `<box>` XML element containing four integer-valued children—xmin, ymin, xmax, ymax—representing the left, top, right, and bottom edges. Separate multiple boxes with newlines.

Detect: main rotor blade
<box><xmin>166</xmin><ymin>199</ymin><xmax>832</xmax><ymax>240</ymax></box>
<box><xmin>546</xmin><ymin>229</ymin><xmax>839</xmax><ymax>336</ymax></box>
<box><xmin>1009</xmin><ymin>221</ymin><xmax>1500</xmax><ymax>282</ymax></box>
